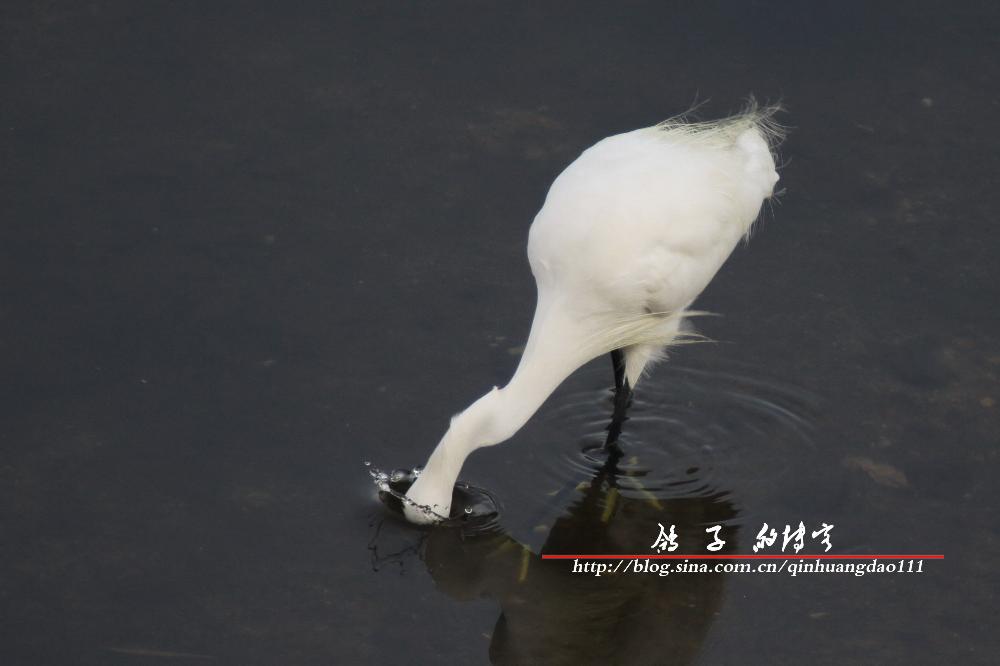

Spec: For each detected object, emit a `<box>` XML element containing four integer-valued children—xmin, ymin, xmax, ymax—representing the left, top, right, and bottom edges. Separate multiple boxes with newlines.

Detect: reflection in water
<box><xmin>377</xmin><ymin>458</ymin><xmax>738</xmax><ymax>665</ymax></box>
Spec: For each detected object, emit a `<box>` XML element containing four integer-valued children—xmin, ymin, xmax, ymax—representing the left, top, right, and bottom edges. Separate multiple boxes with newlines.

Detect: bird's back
<box><xmin>527</xmin><ymin>109</ymin><xmax>781</xmax><ymax>319</ymax></box>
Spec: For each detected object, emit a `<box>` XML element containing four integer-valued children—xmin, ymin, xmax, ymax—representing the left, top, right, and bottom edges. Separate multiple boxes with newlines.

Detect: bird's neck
<box><xmin>405</xmin><ymin>299</ymin><xmax>593</xmax><ymax>520</ymax></box>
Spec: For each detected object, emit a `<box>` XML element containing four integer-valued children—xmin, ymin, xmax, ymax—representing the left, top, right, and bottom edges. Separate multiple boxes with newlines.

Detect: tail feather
<box><xmin>576</xmin><ymin>309</ymin><xmax>713</xmax><ymax>387</ymax></box>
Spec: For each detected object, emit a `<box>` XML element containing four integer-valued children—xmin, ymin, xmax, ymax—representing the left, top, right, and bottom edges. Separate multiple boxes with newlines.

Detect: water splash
<box><xmin>366</xmin><ymin>461</ymin><xmax>502</xmax><ymax>529</ymax></box>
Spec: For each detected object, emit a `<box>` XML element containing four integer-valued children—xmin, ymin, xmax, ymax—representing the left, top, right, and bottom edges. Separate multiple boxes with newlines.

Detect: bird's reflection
<box><xmin>379</xmin><ymin>456</ymin><xmax>739</xmax><ymax>665</ymax></box>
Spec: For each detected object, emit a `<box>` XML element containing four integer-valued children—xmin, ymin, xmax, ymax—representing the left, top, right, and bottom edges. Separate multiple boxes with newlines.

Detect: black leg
<box><xmin>604</xmin><ymin>349</ymin><xmax>632</xmax><ymax>455</ymax></box>
<box><xmin>611</xmin><ymin>348</ymin><xmax>626</xmax><ymax>394</ymax></box>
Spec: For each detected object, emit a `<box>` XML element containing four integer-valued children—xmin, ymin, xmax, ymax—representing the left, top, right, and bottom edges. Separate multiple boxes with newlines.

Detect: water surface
<box><xmin>2</xmin><ymin>0</ymin><xmax>998</xmax><ymax>663</ymax></box>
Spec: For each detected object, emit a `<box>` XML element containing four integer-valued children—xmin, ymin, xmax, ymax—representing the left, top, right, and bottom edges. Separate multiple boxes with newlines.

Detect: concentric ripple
<box><xmin>521</xmin><ymin>358</ymin><xmax>821</xmax><ymax>519</ymax></box>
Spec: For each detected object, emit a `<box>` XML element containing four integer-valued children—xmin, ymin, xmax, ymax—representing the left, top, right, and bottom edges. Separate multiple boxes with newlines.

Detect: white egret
<box><xmin>404</xmin><ymin>103</ymin><xmax>783</xmax><ymax>524</ymax></box>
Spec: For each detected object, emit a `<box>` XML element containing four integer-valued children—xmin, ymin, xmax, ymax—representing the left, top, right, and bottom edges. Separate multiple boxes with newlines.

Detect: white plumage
<box><xmin>404</xmin><ymin>104</ymin><xmax>783</xmax><ymax>523</ymax></box>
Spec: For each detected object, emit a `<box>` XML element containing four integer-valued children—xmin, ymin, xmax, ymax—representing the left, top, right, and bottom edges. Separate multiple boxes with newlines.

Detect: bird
<box><xmin>403</xmin><ymin>102</ymin><xmax>783</xmax><ymax>524</ymax></box>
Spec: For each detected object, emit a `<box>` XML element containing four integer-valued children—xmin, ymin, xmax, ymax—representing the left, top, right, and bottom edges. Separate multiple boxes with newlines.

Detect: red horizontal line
<box><xmin>541</xmin><ymin>554</ymin><xmax>944</xmax><ymax>560</ymax></box>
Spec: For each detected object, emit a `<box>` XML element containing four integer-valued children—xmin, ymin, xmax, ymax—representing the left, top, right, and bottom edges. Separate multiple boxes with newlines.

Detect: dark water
<box><xmin>2</xmin><ymin>1</ymin><xmax>998</xmax><ymax>664</ymax></box>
